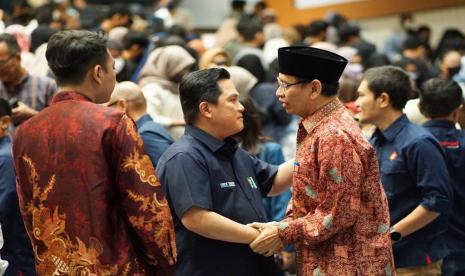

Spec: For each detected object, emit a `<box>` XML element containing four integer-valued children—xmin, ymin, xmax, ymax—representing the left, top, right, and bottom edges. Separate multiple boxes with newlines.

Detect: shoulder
<box><xmin>158</xmin><ymin>135</ymin><xmax>202</xmax><ymax>164</ymax></box>
<box><xmin>139</xmin><ymin>119</ymin><xmax>172</xmax><ymax>137</ymax></box>
<box><xmin>401</xmin><ymin>123</ymin><xmax>437</xmax><ymax>146</ymax></box>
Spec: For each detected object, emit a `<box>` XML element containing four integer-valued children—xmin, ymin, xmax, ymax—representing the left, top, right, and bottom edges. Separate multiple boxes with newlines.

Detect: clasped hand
<box><xmin>247</xmin><ymin>222</ymin><xmax>283</xmax><ymax>257</ymax></box>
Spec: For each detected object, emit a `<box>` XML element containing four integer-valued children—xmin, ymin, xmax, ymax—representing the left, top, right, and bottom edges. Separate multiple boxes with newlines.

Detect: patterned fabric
<box><xmin>0</xmin><ymin>73</ymin><xmax>57</xmax><ymax>112</ymax></box>
<box><xmin>13</xmin><ymin>92</ymin><xmax>176</xmax><ymax>275</ymax></box>
<box><xmin>278</xmin><ymin>98</ymin><xmax>394</xmax><ymax>276</ymax></box>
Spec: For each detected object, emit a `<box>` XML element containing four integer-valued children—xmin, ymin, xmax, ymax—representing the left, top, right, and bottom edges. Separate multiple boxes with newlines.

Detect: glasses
<box><xmin>276</xmin><ymin>78</ymin><xmax>307</xmax><ymax>91</ymax></box>
<box><xmin>0</xmin><ymin>55</ymin><xmax>15</xmax><ymax>69</ymax></box>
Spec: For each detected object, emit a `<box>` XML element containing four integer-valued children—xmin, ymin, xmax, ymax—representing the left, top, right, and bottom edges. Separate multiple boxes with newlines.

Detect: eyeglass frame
<box><xmin>0</xmin><ymin>54</ymin><xmax>16</xmax><ymax>69</ymax></box>
<box><xmin>276</xmin><ymin>77</ymin><xmax>309</xmax><ymax>91</ymax></box>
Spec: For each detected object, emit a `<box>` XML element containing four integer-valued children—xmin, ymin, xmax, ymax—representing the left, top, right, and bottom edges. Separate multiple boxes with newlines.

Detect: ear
<box><xmin>452</xmin><ymin>104</ymin><xmax>463</xmax><ymax>121</ymax></box>
<box><xmin>378</xmin><ymin>92</ymin><xmax>391</xmax><ymax>108</ymax></box>
<box><xmin>309</xmin><ymin>80</ymin><xmax>322</xmax><ymax>99</ymax></box>
<box><xmin>198</xmin><ymin>101</ymin><xmax>213</xmax><ymax>119</ymax></box>
<box><xmin>116</xmin><ymin>99</ymin><xmax>128</xmax><ymax>111</ymax></box>
<box><xmin>92</xmin><ymin>64</ymin><xmax>104</xmax><ymax>84</ymax></box>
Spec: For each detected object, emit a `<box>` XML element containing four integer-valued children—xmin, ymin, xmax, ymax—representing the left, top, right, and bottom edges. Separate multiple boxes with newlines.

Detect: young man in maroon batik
<box><xmin>249</xmin><ymin>47</ymin><xmax>394</xmax><ymax>276</ymax></box>
<box><xmin>12</xmin><ymin>30</ymin><xmax>176</xmax><ymax>275</ymax></box>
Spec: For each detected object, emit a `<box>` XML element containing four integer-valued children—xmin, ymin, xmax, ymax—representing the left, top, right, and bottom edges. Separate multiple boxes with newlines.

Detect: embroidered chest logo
<box><xmin>247</xmin><ymin>177</ymin><xmax>258</xmax><ymax>189</ymax></box>
<box><xmin>220</xmin><ymin>182</ymin><xmax>236</xmax><ymax>189</ymax></box>
<box><xmin>389</xmin><ymin>151</ymin><xmax>398</xmax><ymax>161</ymax></box>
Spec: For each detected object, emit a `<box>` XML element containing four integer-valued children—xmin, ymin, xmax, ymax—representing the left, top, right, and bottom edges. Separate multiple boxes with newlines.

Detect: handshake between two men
<box><xmin>248</xmin><ymin>221</ymin><xmax>284</xmax><ymax>257</ymax></box>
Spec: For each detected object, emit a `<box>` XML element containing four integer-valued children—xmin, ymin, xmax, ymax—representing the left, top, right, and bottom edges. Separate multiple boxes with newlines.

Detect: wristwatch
<box><xmin>390</xmin><ymin>226</ymin><xmax>402</xmax><ymax>243</ymax></box>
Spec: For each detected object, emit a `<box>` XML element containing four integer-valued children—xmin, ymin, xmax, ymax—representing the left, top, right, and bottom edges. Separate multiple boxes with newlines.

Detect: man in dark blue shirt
<box><xmin>157</xmin><ymin>68</ymin><xmax>293</xmax><ymax>276</ymax></box>
<box><xmin>418</xmin><ymin>78</ymin><xmax>465</xmax><ymax>276</ymax></box>
<box><xmin>0</xmin><ymin>99</ymin><xmax>35</xmax><ymax>275</ymax></box>
<box><xmin>355</xmin><ymin>66</ymin><xmax>453</xmax><ymax>274</ymax></box>
<box><xmin>107</xmin><ymin>81</ymin><xmax>174</xmax><ymax>166</ymax></box>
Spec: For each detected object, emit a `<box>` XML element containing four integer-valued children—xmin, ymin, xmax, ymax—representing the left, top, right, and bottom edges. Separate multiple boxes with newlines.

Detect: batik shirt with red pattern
<box><xmin>13</xmin><ymin>92</ymin><xmax>176</xmax><ymax>275</ymax></box>
<box><xmin>278</xmin><ymin>99</ymin><xmax>395</xmax><ymax>276</ymax></box>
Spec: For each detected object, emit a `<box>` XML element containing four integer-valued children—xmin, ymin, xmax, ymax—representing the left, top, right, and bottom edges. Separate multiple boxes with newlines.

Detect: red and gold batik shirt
<box><xmin>13</xmin><ymin>92</ymin><xmax>176</xmax><ymax>275</ymax></box>
<box><xmin>278</xmin><ymin>99</ymin><xmax>394</xmax><ymax>276</ymax></box>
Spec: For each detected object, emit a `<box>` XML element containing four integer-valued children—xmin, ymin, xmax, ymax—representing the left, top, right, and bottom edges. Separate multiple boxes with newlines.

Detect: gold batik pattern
<box><xmin>121</xmin><ymin>150</ymin><xmax>159</xmax><ymax>186</ymax></box>
<box><xmin>124</xmin><ymin>114</ymin><xmax>143</xmax><ymax>148</ymax></box>
<box><xmin>22</xmin><ymin>155</ymin><xmax>120</xmax><ymax>276</ymax></box>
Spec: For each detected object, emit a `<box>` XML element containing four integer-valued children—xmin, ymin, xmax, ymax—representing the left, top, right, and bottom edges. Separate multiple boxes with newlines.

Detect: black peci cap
<box><xmin>278</xmin><ymin>46</ymin><xmax>348</xmax><ymax>83</ymax></box>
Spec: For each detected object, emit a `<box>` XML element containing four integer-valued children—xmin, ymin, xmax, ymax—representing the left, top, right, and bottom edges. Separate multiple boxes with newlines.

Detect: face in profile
<box><xmin>275</xmin><ymin>73</ymin><xmax>312</xmax><ymax>118</ymax></box>
<box><xmin>98</xmin><ymin>50</ymin><xmax>117</xmax><ymax>104</ymax></box>
<box><xmin>355</xmin><ymin>80</ymin><xmax>381</xmax><ymax>125</ymax></box>
<box><xmin>0</xmin><ymin>42</ymin><xmax>20</xmax><ymax>84</ymax></box>
<box><xmin>209</xmin><ymin>79</ymin><xmax>244</xmax><ymax>138</ymax></box>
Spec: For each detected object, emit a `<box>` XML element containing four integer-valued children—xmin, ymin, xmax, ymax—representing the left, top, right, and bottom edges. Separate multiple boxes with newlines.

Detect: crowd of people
<box><xmin>0</xmin><ymin>0</ymin><xmax>464</xmax><ymax>275</ymax></box>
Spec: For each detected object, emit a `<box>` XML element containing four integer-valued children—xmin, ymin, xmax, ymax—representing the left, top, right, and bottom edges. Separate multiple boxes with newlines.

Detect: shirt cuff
<box><xmin>421</xmin><ymin>195</ymin><xmax>451</xmax><ymax>214</ymax></box>
<box><xmin>277</xmin><ymin>217</ymin><xmax>305</xmax><ymax>245</ymax></box>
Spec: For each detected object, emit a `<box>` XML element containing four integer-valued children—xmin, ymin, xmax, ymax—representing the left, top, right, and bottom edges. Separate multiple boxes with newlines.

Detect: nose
<box><xmin>276</xmin><ymin>86</ymin><xmax>284</xmax><ymax>97</ymax></box>
<box><xmin>238</xmin><ymin>102</ymin><xmax>245</xmax><ymax>112</ymax></box>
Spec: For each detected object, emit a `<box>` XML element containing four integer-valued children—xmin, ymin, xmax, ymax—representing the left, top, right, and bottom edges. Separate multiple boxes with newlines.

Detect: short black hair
<box><xmin>0</xmin><ymin>99</ymin><xmax>12</xmax><ymax>117</ymax></box>
<box><xmin>122</xmin><ymin>32</ymin><xmax>150</xmax><ymax>50</ymax></box>
<box><xmin>362</xmin><ymin>66</ymin><xmax>412</xmax><ymax>110</ymax></box>
<box><xmin>106</xmin><ymin>4</ymin><xmax>131</xmax><ymax>19</ymax></box>
<box><xmin>232</xmin><ymin>0</ymin><xmax>246</xmax><ymax>10</ymax></box>
<box><xmin>180</xmin><ymin>68</ymin><xmax>231</xmax><ymax>125</ymax></box>
<box><xmin>0</xmin><ymin>33</ymin><xmax>21</xmax><ymax>55</ymax></box>
<box><xmin>338</xmin><ymin>23</ymin><xmax>360</xmax><ymax>44</ymax></box>
<box><xmin>403</xmin><ymin>35</ymin><xmax>426</xmax><ymax>50</ymax></box>
<box><xmin>419</xmin><ymin>78</ymin><xmax>463</xmax><ymax>118</ymax></box>
<box><xmin>46</xmin><ymin>30</ymin><xmax>109</xmax><ymax>86</ymax></box>
<box><xmin>298</xmin><ymin>78</ymin><xmax>340</xmax><ymax>97</ymax></box>
<box><xmin>306</xmin><ymin>20</ymin><xmax>328</xmax><ymax>37</ymax></box>
<box><xmin>236</xmin><ymin>16</ymin><xmax>263</xmax><ymax>42</ymax></box>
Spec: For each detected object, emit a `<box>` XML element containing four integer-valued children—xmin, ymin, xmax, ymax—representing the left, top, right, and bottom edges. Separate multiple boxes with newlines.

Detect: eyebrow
<box><xmin>226</xmin><ymin>92</ymin><xmax>239</xmax><ymax>99</ymax></box>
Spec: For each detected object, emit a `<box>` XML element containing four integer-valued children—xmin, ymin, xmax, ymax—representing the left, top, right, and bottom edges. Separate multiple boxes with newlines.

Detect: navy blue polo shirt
<box><xmin>135</xmin><ymin>114</ymin><xmax>174</xmax><ymax>167</ymax></box>
<box><xmin>157</xmin><ymin>125</ymin><xmax>279</xmax><ymax>276</ymax></box>
<box><xmin>423</xmin><ymin>120</ymin><xmax>465</xmax><ymax>260</ymax></box>
<box><xmin>370</xmin><ymin>115</ymin><xmax>453</xmax><ymax>268</ymax></box>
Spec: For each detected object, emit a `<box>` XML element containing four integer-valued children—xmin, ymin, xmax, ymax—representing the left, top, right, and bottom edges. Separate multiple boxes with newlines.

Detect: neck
<box><xmin>428</xmin><ymin>112</ymin><xmax>457</xmax><ymax>124</ymax></box>
<box><xmin>194</xmin><ymin>121</ymin><xmax>226</xmax><ymax>141</ymax></box>
<box><xmin>376</xmin><ymin>109</ymin><xmax>403</xmax><ymax>132</ymax></box>
<box><xmin>58</xmin><ymin>83</ymin><xmax>98</xmax><ymax>103</ymax></box>
<box><xmin>302</xmin><ymin>96</ymin><xmax>336</xmax><ymax>119</ymax></box>
<box><xmin>130</xmin><ymin>109</ymin><xmax>146</xmax><ymax>122</ymax></box>
<box><xmin>5</xmin><ymin>68</ymin><xmax>26</xmax><ymax>87</ymax></box>
<box><xmin>439</xmin><ymin>71</ymin><xmax>451</xmax><ymax>80</ymax></box>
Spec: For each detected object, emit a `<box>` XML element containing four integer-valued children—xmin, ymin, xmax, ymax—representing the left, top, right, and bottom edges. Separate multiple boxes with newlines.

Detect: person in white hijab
<box><xmin>138</xmin><ymin>45</ymin><xmax>196</xmax><ymax>140</ymax></box>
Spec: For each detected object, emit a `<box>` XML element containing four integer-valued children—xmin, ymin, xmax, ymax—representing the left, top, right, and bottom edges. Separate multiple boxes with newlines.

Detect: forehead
<box><xmin>218</xmin><ymin>79</ymin><xmax>238</xmax><ymax>96</ymax></box>
<box><xmin>358</xmin><ymin>80</ymin><xmax>373</xmax><ymax>94</ymax></box>
<box><xmin>278</xmin><ymin>73</ymin><xmax>299</xmax><ymax>82</ymax></box>
<box><xmin>444</xmin><ymin>52</ymin><xmax>461</xmax><ymax>63</ymax></box>
<box><xmin>0</xmin><ymin>42</ymin><xmax>11</xmax><ymax>57</ymax></box>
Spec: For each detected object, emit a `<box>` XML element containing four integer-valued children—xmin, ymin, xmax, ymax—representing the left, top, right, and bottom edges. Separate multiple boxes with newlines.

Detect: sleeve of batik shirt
<box><xmin>278</xmin><ymin>133</ymin><xmax>363</xmax><ymax>244</ymax></box>
<box><xmin>111</xmin><ymin>114</ymin><xmax>176</xmax><ymax>269</ymax></box>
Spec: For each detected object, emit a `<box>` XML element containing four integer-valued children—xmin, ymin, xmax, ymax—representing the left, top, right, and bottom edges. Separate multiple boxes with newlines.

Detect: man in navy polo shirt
<box><xmin>418</xmin><ymin>78</ymin><xmax>465</xmax><ymax>276</ymax></box>
<box><xmin>157</xmin><ymin>68</ymin><xmax>293</xmax><ymax>276</ymax></box>
<box><xmin>355</xmin><ymin>66</ymin><xmax>453</xmax><ymax>275</ymax></box>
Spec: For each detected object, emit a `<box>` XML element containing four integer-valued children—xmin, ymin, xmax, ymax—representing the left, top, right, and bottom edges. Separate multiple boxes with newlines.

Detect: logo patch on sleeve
<box><xmin>247</xmin><ymin>177</ymin><xmax>258</xmax><ymax>189</ymax></box>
